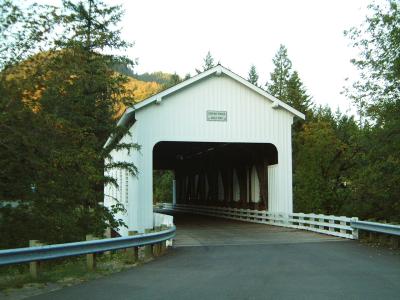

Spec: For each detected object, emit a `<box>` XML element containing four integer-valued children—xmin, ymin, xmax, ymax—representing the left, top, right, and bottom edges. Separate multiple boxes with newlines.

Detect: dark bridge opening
<box><xmin>153</xmin><ymin>142</ymin><xmax>277</xmax><ymax>210</ymax></box>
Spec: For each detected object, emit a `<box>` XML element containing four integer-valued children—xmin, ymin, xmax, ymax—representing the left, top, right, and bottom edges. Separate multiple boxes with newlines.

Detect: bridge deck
<box><xmin>172</xmin><ymin>212</ymin><xmax>344</xmax><ymax>247</ymax></box>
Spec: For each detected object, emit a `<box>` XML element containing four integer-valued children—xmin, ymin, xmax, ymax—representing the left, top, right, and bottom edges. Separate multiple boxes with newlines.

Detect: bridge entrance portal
<box><xmin>153</xmin><ymin>141</ymin><xmax>278</xmax><ymax>210</ymax></box>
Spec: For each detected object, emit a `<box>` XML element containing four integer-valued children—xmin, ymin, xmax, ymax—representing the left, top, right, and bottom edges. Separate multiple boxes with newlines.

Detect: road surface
<box><xmin>28</xmin><ymin>213</ymin><xmax>400</xmax><ymax>299</ymax></box>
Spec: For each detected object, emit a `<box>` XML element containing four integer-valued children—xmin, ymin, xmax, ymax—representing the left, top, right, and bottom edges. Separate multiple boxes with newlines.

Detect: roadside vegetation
<box><xmin>0</xmin><ymin>251</ymin><xmax>142</xmax><ymax>293</ymax></box>
<box><xmin>0</xmin><ymin>0</ymin><xmax>399</xmax><ymax>254</ymax></box>
<box><xmin>0</xmin><ymin>0</ymin><xmax>139</xmax><ymax>249</ymax></box>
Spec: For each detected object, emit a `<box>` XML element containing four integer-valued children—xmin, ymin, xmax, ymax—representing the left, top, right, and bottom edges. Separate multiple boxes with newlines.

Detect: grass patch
<box><xmin>358</xmin><ymin>230</ymin><xmax>400</xmax><ymax>252</ymax></box>
<box><xmin>0</xmin><ymin>250</ymin><xmax>141</xmax><ymax>293</ymax></box>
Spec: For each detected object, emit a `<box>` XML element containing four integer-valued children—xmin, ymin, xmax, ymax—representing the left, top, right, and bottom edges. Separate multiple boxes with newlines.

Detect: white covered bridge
<box><xmin>105</xmin><ymin>65</ymin><xmax>305</xmax><ymax>235</ymax></box>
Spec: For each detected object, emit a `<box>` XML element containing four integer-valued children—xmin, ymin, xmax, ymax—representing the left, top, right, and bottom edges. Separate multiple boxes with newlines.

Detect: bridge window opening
<box><xmin>153</xmin><ymin>141</ymin><xmax>278</xmax><ymax>211</ymax></box>
<box><xmin>153</xmin><ymin>170</ymin><xmax>174</xmax><ymax>204</ymax></box>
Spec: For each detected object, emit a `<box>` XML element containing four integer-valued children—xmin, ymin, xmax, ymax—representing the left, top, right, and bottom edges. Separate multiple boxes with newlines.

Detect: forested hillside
<box><xmin>134</xmin><ymin>71</ymin><xmax>176</xmax><ymax>85</ymax></box>
<box><xmin>2</xmin><ymin>52</ymin><xmax>165</xmax><ymax>118</ymax></box>
<box><xmin>117</xmin><ymin>77</ymin><xmax>162</xmax><ymax>117</ymax></box>
<box><xmin>113</xmin><ymin>65</ymin><xmax>173</xmax><ymax>102</ymax></box>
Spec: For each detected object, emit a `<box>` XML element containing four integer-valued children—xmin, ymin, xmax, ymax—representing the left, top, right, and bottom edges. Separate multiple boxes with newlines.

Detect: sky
<box><xmin>35</xmin><ymin>0</ymin><xmax>371</xmax><ymax>113</ymax></box>
<box><xmin>119</xmin><ymin>0</ymin><xmax>370</xmax><ymax>114</ymax></box>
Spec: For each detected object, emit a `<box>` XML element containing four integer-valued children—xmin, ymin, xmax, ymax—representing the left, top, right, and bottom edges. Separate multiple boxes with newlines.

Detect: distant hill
<box><xmin>133</xmin><ymin>71</ymin><xmax>175</xmax><ymax>85</ymax></box>
<box><xmin>6</xmin><ymin>52</ymin><xmax>171</xmax><ymax>118</ymax></box>
<box><xmin>125</xmin><ymin>77</ymin><xmax>162</xmax><ymax>103</ymax></box>
<box><xmin>113</xmin><ymin>63</ymin><xmax>136</xmax><ymax>78</ymax></box>
<box><xmin>112</xmin><ymin>66</ymin><xmax>177</xmax><ymax>100</ymax></box>
<box><xmin>115</xmin><ymin>75</ymin><xmax>163</xmax><ymax>118</ymax></box>
<box><xmin>113</xmin><ymin>64</ymin><xmax>176</xmax><ymax>86</ymax></box>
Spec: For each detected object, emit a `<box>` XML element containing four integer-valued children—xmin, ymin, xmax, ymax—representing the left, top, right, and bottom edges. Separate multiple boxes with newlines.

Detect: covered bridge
<box><xmin>105</xmin><ymin>65</ymin><xmax>305</xmax><ymax>235</ymax></box>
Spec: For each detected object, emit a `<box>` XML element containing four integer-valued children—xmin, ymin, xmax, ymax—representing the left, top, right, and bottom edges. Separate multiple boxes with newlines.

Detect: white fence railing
<box><xmin>162</xmin><ymin>203</ymin><xmax>358</xmax><ymax>239</ymax></box>
<box><xmin>153</xmin><ymin>212</ymin><xmax>174</xmax><ymax>228</ymax></box>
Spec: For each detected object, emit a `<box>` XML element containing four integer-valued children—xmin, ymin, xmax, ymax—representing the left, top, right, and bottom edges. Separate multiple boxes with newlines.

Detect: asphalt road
<box><xmin>28</xmin><ymin>213</ymin><xmax>400</xmax><ymax>300</ymax></box>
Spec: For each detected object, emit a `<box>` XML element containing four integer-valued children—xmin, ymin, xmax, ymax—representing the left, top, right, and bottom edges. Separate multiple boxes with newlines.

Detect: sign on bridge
<box><xmin>206</xmin><ymin>110</ymin><xmax>227</xmax><ymax>122</ymax></box>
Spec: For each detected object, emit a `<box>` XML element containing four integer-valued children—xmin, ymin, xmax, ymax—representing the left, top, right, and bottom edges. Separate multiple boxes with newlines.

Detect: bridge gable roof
<box><xmin>133</xmin><ymin>65</ymin><xmax>305</xmax><ymax>120</ymax></box>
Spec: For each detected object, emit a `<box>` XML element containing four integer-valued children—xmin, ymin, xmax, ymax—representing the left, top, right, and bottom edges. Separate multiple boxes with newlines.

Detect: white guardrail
<box><xmin>162</xmin><ymin>203</ymin><xmax>358</xmax><ymax>239</ymax></box>
<box><xmin>154</xmin><ymin>212</ymin><xmax>174</xmax><ymax>228</ymax></box>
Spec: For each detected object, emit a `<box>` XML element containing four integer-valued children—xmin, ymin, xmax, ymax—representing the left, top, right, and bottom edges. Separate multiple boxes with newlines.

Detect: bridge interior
<box><xmin>153</xmin><ymin>141</ymin><xmax>278</xmax><ymax>210</ymax></box>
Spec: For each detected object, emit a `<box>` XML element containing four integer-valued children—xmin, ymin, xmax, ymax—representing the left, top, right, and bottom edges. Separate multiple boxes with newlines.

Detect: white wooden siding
<box><xmin>107</xmin><ymin>73</ymin><xmax>295</xmax><ymax>234</ymax></box>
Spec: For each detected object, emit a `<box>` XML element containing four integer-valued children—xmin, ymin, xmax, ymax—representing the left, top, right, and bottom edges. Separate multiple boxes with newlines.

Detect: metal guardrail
<box><xmin>351</xmin><ymin>220</ymin><xmax>400</xmax><ymax>236</ymax></box>
<box><xmin>0</xmin><ymin>226</ymin><xmax>176</xmax><ymax>266</ymax></box>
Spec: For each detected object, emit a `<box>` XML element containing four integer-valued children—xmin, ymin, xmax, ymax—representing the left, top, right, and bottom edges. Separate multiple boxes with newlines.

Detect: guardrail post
<box><xmin>163</xmin><ymin>225</ymin><xmax>171</xmax><ymax>253</ymax></box>
<box><xmin>369</xmin><ymin>231</ymin><xmax>375</xmax><ymax>242</ymax></box>
<box><xmin>153</xmin><ymin>227</ymin><xmax>162</xmax><ymax>256</ymax></box>
<box><xmin>298</xmin><ymin>214</ymin><xmax>304</xmax><ymax>228</ymax></box>
<box><xmin>284</xmin><ymin>213</ymin><xmax>290</xmax><ymax>227</ymax></box>
<box><xmin>309</xmin><ymin>215</ymin><xmax>315</xmax><ymax>230</ymax></box>
<box><xmin>261</xmin><ymin>210</ymin><xmax>267</xmax><ymax>224</ymax></box>
<box><xmin>29</xmin><ymin>240</ymin><xmax>40</xmax><ymax>278</ymax></box>
<box><xmin>391</xmin><ymin>236</ymin><xmax>399</xmax><ymax>249</ymax></box>
<box><xmin>86</xmin><ymin>234</ymin><xmax>96</xmax><ymax>271</ymax></box>
<box><xmin>318</xmin><ymin>215</ymin><xmax>324</xmax><ymax>231</ymax></box>
<box><xmin>104</xmin><ymin>227</ymin><xmax>111</xmax><ymax>256</ymax></box>
<box><xmin>160</xmin><ymin>239</ymin><xmax>167</xmax><ymax>254</ymax></box>
<box><xmin>126</xmin><ymin>231</ymin><xmax>138</xmax><ymax>263</ymax></box>
<box><xmin>340</xmin><ymin>218</ymin><xmax>347</xmax><ymax>235</ymax></box>
<box><xmin>329</xmin><ymin>218</ymin><xmax>335</xmax><ymax>233</ymax></box>
<box><xmin>379</xmin><ymin>233</ymin><xmax>388</xmax><ymax>246</ymax></box>
<box><xmin>351</xmin><ymin>217</ymin><xmax>359</xmax><ymax>239</ymax></box>
<box><xmin>143</xmin><ymin>229</ymin><xmax>153</xmax><ymax>260</ymax></box>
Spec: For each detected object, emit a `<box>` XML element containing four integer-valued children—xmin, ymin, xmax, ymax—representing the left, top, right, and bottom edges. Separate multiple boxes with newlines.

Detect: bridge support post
<box><xmin>127</xmin><ymin>231</ymin><xmax>138</xmax><ymax>263</ymax></box>
<box><xmin>172</xmin><ymin>180</ymin><xmax>176</xmax><ymax>205</ymax></box>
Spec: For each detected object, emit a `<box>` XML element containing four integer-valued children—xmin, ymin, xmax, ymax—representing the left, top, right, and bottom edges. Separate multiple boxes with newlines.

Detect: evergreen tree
<box><xmin>286</xmin><ymin>71</ymin><xmax>314</xmax><ymax>210</ymax></box>
<box><xmin>293</xmin><ymin>108</ymin><xmax>359</xmax><ymax>215</ymax></box>
<box><xmin>266</xmin><ymin>44</ymin><xmax>292</xmax><ymax>101</ymax></box>
<box><xmin>153</xmin><ymin>170</ymin><xmax>174</xmax><ymax>203</ymax></box>
<box><xmin>287</xmin><ymin>71</ymin><xmax>313</xmax><ymax>118</ymax></box>
<box><xmin>0</xmin><ymin>0</ymin><xmax>57</xmax><ymax>68</ymax></box>
<box><xmin>247</xmin><ymin>64</ymin><xmax>259</xmax><ymax>86</ymax></box>
<box><xmin>0</xmin><ymin>0</ymin><xmax>138</xmax><ymax>247</ymax></box>
<box><xmin>163</xmin><ymin>72</ymin><xmax>181</xmax><ymax>89</ymax></box>
<box><xmin>203</xmin><ymin>51</ymin><xmax>215</xmax><ymax>70</ymax></box>
<box><xmin>196</xmin><ymin>51</ymin><xmax>215</xmax><ymax>73</ymax></box>
<box><xmin>345</xmin><ymin>0</ymin><xmax>400</xmax><ymax>222</ymax></box>
<box><xmin>265</xmin><ymin>46</ymin><xmax>319</xmax><ymax>215</ymax></box>
<box><xmin>345</xmin><ymin>0</ymin><xmax>400</xmax><ymax>118</ymax></box>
